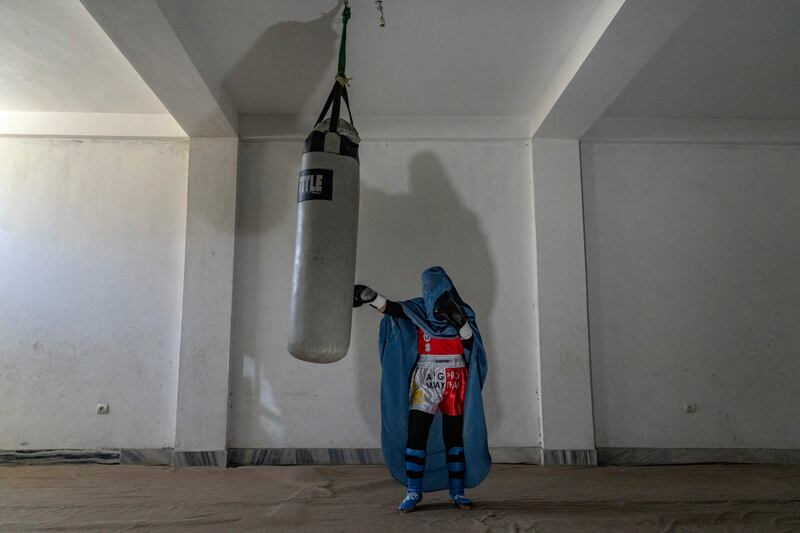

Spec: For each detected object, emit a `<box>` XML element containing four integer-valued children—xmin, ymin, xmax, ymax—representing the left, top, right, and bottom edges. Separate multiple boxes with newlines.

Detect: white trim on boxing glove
<box><xmin>458</xmin><ymin>322</ymin><xmax>473</xmax><ymax>340</ymax></box>
<box><xmin>369</xmin><ymin>294</ymin><xmax>387</xmax><ymax>310</ymax></box>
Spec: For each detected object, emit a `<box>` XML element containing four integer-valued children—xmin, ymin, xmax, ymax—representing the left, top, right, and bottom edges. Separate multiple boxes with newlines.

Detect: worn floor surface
<box><xmin>1</xmin><ymin>464</ymin><xmax>799</xmax><ymax>532</ymax></box>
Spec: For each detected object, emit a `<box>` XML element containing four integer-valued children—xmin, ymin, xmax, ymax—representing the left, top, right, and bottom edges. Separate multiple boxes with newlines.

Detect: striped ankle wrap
<box><xmin>405</xmin><ymin>448</ymin><xmax>426</xmax><ymax>492</ymax></box>
<box><xmin>447</xmin><ymin>446</ymin><xmax>466</xmax><ymax>494</ymax></box>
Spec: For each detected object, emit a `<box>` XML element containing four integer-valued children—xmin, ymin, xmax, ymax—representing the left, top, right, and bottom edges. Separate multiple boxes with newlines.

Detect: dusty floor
<box><xmin>1</xmin><ymin>464</ymin><xmax>799</xmax><ymax>532</ymax></box>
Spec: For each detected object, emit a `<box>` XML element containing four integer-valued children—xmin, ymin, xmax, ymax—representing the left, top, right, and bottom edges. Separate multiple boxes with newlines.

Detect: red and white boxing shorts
<box><xmin>409</xmin><ymin>330</ymin><xmax>467</xmax><ymax>416</ymax></box>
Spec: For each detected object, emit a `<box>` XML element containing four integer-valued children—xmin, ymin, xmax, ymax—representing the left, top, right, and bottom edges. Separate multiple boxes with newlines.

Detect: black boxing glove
<box><xmin>433</xmin><ymin>292</ymin><xmax>473</xmax><ymax>340</ymax></box>
<box><xmin>353</xmin><ymin>284</ymin><xmax>387</xmax><ymax>310</ymax></box>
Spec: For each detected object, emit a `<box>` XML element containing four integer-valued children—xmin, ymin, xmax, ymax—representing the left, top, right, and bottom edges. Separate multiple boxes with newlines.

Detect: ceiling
<box><xmin>0</xmin><ymin>0</ymin><xmax>167</xmax><ymax>114</ymax></box>
<box><xmin>604</xmin><ymin>0</ymin><xmax>800</xmax><ymax>120</ymax></box>
<box><xmin>156</xmin><ymin>0</ymin><xmax>602</xmax><ymax>118</ymax></box>
<box><xmin>4</xmin><ymin>0</ymin><xmax>798</xmax><ymax>136</ymax></box>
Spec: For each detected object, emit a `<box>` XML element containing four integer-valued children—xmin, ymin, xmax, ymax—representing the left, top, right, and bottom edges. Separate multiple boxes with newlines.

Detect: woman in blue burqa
<box><xmin>353</xmin><ymin>266</ymin><xmax>490</xmax><ymax>512</ymax></box>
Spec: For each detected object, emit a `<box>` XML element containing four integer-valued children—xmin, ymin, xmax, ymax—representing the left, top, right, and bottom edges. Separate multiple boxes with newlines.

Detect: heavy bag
<box><xmin>287</xmin><ymin>83</ymin><xmax>360</xmax><ymax>363</ymax></box>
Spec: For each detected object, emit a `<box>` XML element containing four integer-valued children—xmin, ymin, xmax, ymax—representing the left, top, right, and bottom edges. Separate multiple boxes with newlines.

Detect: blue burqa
<box><xmin>378</xmin><ymin>266</ymin><xmax>491</xmax><ymax>491</ymax></box>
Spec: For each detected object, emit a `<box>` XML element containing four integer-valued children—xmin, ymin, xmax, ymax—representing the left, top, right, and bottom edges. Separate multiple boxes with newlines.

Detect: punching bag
<box><xmin>288</xmin><ymin>3</ymin><xmax>359</xmax><ymax>363</ymax></box>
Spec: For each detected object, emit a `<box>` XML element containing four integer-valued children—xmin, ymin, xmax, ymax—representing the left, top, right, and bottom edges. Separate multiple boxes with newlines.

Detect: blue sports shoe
<box><xmin>398</xmin><ymin>491</ymin><xmax>423</xmax><ymax>512</ymax></box>
<box><xmin>451</xmin><ymin>494</ymin><xmax>473</xmax><ymax>510</ymax></box>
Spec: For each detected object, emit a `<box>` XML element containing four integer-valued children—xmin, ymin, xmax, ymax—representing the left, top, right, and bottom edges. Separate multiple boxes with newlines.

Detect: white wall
<box><xmin>531</xmin><ymin>139</ymin><xmax>595</xmax><ymax>453</ymax></box>
<box><xmin>174</xmin><ymin>137</ymin><xmax>238</xmax><ymax>453</ymax></box>
<box><xmin>0</xmin><ymin>137</ymin><xmax>189</xmax><ymax>449</ymax></box>
<box><xmin>582</xmin><ymin>141</ymin><xmax>800</xmax><ymax>449</ymax></box>
<box><xmin>230</xmin><ymin>140</ymin><xmax>539</xmax><ymax>449</ymax></box>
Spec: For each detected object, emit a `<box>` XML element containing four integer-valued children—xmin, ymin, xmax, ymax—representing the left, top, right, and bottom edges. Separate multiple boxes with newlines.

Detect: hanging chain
<box><xmin>375</xmin><ymin>0</ymin><xmax>385</xmax><ymax>27</ymax></box>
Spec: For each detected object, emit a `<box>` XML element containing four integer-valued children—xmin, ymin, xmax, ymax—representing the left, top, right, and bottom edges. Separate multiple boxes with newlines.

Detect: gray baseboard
<box><xmin>121</xmin><ymin>448</ymin><xmax>226</xmax><ymax>467</ymax></box>
<box><xmin>598</xmin><ymin>447</ymin><xmax>800</xmax><ymax>465</ymax></box>
<box><xmin>0</xmin><ymin>449</ymin><xmax>119</xmax><ymax>465</ymax></box>
<box><xmin>170</xmin><ymin>450</ymin><xmax>227</xmax><ymax>467</ymax></box>
<box><xmin>490</xmin><ymin>447</ymin><xmax>542</xmax><ymax>464</ymax></box>
<box><xmin>543</xmin><ymin>448</ymin><xmax>598</xmax><ymax>465</ymax></box>
<box><xmin>229</xmin><ymin>448</ymin><xmax>384</xmax><ymax>466</ymax></box>
<box><xmin>0</xmin><ymin>448</ymin><xmax>222</xmax><ymax>467</ymax></box>
<box><xmin>120</xmin><ymin>448</ymin><xmax>173</xmax><ymax>466</ymax></box>
<box><xmin>5</xmin><ymin>447</ymin><xmax>800</xmax><ymax>467</ymax></box>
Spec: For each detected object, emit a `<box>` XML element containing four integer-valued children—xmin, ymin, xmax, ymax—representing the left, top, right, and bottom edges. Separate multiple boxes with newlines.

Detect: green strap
<box><xmin>337</xmin><ymin>3</ymin><xmax>351</xmax><ymax>78</ymax></box>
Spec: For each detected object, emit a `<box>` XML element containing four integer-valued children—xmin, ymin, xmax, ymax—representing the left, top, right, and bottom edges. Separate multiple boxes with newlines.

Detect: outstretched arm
<box><xmin>353</xmin><ymin>284</ymin><xmax>408</xmax><ymax>318</ymax></box>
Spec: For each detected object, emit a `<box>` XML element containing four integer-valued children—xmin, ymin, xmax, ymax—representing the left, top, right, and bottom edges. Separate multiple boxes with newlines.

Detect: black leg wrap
<box><xmin>442</xmin><ymin>415</ymin><xmax>464</xmax><ymax>450</ymax></box>
<box><xmin>406</xmin><ymin>409</ymin><xmax>435</xmax><ymax>450</ymax></box>
<box><xmin>443</xmin><ymin>415</ymin><xmax>467</xmax><ymax>494</ymax></box>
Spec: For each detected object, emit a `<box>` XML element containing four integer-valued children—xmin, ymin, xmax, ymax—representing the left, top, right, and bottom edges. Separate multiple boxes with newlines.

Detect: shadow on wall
<box><xmin>224</xmin><ymin>2</ymin><xmax>341</xmax><ymax>115</ymax></box>
<box><xmin>228</xmin><ymin>147</ymin><xmax>502</xmax><ymax>448</ymax></box>
<box><xmin>227</xmin><ymin>142</ymin><xmax>302</xmax><ymax>447</ymax></box>
<box><xmin>233</xmin><ymin>143</ymin><xmax>300</xmax><ymax>238</ymax></box>
<box><xmin>352</xmin><ymin>151</ymin><xmax>501</xmax><ymax>440</ymax></box>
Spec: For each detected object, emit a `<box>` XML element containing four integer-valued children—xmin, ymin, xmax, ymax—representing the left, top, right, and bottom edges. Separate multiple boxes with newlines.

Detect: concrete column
<box><xmin>173</xmin><ymin>137</ymin><xmax>238</xmax><ymax>466</ymax></box>
<box><xmin>532</xmin><ymin>138</ymin><xmax>596</xmax><ymax>465</ymax></box>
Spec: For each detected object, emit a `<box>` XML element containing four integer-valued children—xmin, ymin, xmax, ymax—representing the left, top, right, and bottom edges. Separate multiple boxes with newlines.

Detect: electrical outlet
<box><xmin>96</xmin><ymin>403</ymin><xmax>109</xmax><ymax>415</ymax></box>
<box><xmin>684</xmin><ymin>402</ymin><xmax>697</xmax><ymax>414</ymax></box>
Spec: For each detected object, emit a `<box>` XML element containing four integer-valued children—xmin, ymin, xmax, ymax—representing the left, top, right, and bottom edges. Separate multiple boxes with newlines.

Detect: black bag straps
<box><xmin>341</xmin><ymin>86</ymin><xmax>353</xmax><ymax>124</ymax></box>
<box><xmin>314</xmin><ymin>81</ymin><xmax>355</xmax><ymax>133</ymax></box>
